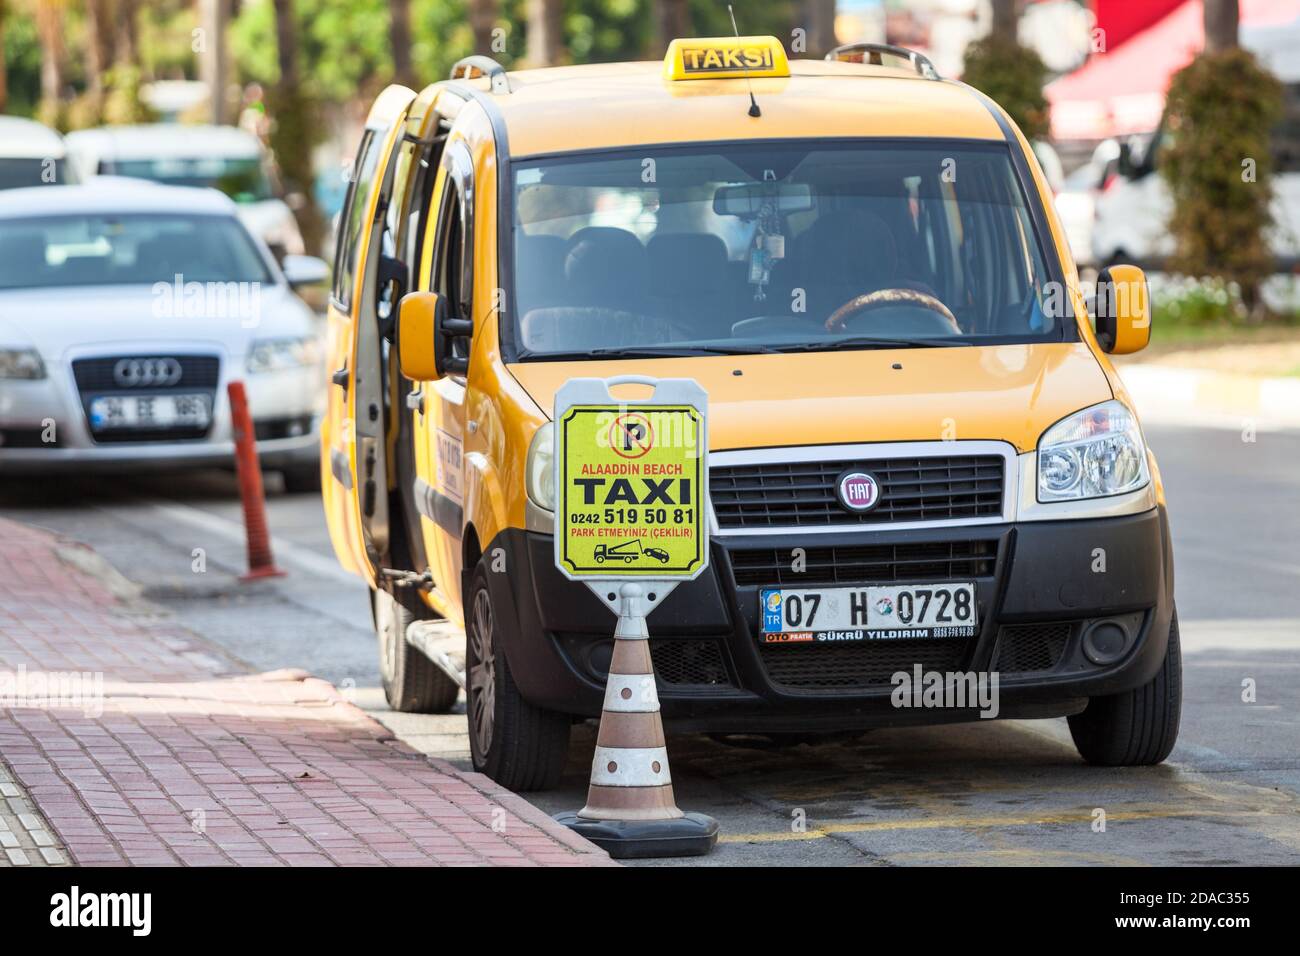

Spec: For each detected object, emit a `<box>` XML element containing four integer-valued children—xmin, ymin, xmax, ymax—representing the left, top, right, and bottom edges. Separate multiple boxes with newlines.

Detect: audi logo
<box><xmin>113</xmin><ymin>357</ymin><xmax>183</xmax><ymax>388</ymax></box>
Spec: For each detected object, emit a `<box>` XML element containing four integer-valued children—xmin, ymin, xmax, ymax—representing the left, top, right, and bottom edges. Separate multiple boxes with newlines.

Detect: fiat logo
<box><xmin>114</xmin><ymin>357</ymin><xmax>182</xmax><ymax>388</ymax></box>
<box><xmin>837</xmin><ymin>471</ymin><xmax>880</xmax><ymax>512</ymax></box>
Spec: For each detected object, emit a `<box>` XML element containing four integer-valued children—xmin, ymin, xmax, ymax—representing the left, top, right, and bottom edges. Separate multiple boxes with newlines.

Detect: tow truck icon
<box><xmin>594</xmin><ymin>539</ymin><xmax>671</xmax><ymax>564</ymax></box>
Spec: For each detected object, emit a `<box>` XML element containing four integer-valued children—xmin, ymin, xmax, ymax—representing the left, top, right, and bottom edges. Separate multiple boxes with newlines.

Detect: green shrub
<box><xmin>266</xmin><ymin>84</ymin><xmax>326</xmax><ymax>256</ymax></box>
<box><xmin>1161</xmin><ymin>48</ymin><xmax>1284</xmax><ymax>314</ymax></box>
<box><xmin>960</xmin><ymin>36</ymin><xmax>1049</xmax><ymax>141</ymax></box>
<box><xmin>1150</xmin><ymin>275</ymin><xmax>1248</xmax><ymax>327</ymax></box>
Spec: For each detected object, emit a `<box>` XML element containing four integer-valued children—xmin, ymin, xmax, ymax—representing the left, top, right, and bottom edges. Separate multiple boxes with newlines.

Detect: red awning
<box><xmin>1048</xmin><ymin>0</ymin><xmax>1300</xmax><ymax>141</ymax></box>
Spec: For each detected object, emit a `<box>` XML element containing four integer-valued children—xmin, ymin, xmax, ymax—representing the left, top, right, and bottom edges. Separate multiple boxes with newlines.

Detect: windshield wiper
<box><xmin>521</xmin><ymin>344</ymin><xmax>783</xmax><ymax>361</ymax></box>
<box><xmin>777</xmin><ymin>336</ymin><xmax>973</xmax><ymax>352</ymax></box>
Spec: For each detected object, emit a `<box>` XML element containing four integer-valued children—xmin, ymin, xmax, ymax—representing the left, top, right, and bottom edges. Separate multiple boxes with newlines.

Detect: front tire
<box><xmin>1069</xmin><ymin>607</ymin><xmax>1182</xmax><ymax>766</ymax></box>
<box><xmin>281</xmin><ymin>463</ymin><xmax>321</xmax><ymax>494</ymax></box>
<box><xmin>465</xmin><ymin>560</ymin><xmax>570</xmax><ymax>791</ymax></box>
<box><xmin>374</xmin><ymin>587</ymin><xmax>459</xmax><ymax>713</ymax></box>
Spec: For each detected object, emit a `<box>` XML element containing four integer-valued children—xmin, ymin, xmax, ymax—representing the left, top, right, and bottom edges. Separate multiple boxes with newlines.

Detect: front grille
<box><xmin>993</xmin><ymin>622</ymin><xmax>1072</xmax><ymax>673</ymax></box>
<box><xmin>71</xmin><ymin>355</ymin><xmax>221</xmax><ymax>392</ymax></box>
<box><xmin>0</xmin><ymin>428</ymin><xmax>60</xmax><ymax>448</ymax></box>
<box><xmin>711</xmin><ymin>455</ymin><xmax>1004</xmax><ymax>529</ymax></box>
<box><xmin>759</xmin><ymin>638</ymin><xmax>969</xmax><ymax>690</ymax></box>
<box><xmin>649</xmin><ymin>639</ymin><xmax>731</xmax><ymax>687</ymax></box>
<box><xmin>729</xmin><ymin>538</ymin><xmax>997</xmax><ymax>587</ymax></box>
<box><xmin>71</xmin><ymin>354</ymin><xmax>219</xmax><ymax>444</ymax></box>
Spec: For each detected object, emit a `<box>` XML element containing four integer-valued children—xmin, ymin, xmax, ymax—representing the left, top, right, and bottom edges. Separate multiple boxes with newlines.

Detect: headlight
<box><xmin>246</xmin><ymin>336</ymin><xmax>320</xmax><ymax>373</ymax></box>
<box><xmin>1037</xmin><ymin>400</ymin><xmax>1149</xmax><ymax>502</ymax></box>
<box><xmin>0</xmin><ymin>349</ymin><xmax>45</xmax><ymax>380</ymax></box>
<box><xmin>525</xmin><ymin>423</ymin><xmax>555</xmax><ymax>511</ymax></box>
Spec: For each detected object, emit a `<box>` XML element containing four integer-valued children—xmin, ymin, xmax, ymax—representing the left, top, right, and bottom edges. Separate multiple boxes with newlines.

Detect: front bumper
<box><xmin>0</xmin><ymin>352</ymin><xmax>321</xmax><ymax>474</ymax></box>
<box><xmin>484</xmin><ymin>507</ymin><xmax>1175</xmax><ymax>733</ymax></box>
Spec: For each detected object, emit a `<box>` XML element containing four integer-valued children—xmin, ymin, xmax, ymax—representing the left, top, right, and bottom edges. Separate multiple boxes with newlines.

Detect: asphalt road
<box><xmin>2</xmin><ymin>422</ymin><xmax>1298</xmax><ymax>866</ymax></box>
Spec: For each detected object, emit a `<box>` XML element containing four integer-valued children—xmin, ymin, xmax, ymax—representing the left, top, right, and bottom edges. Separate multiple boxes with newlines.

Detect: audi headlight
<box><xmin>247</xmin><ymin>336</ymin><xmax>320</xmax><ymax>373</ymax></box>
<box><xmin>0</xmin><ymin>349</ymin><xmax>45</xmax><ymax>380</ymax></box>
<box><xmin>525</xmin><ymin>423</ymin><xmax>555</xmax><ymax>511</ymax></box>
<box><xmin>1038</xmin><ymin>400</ymin><xmax>1149</xmax><ymax>502</ymax></box>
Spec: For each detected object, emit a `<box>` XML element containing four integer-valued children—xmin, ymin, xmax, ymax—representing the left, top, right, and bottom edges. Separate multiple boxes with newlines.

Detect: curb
<box><xmin>1118</xmin><ymin>364</ymin><xmax>1300</xmax><ymax>431</ymax></box>
<box><xmin>0</xmin><ymin>516</ymin><xmax>616</xmax><ymax>867</ymax></box>
<box><xmin>299</xmin><ymin>677</ymin><xmax>617</xmax><ymax>862</ymax></box>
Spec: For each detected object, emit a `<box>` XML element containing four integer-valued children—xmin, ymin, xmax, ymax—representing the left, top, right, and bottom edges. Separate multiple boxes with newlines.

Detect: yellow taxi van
<box><xmin>322</xmin><ymin>37</ymin><xmax>1178</xmax><ymax>791</ymax></box>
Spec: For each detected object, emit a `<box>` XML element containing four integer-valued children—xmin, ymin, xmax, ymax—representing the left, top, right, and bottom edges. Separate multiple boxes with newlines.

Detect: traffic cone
<box><xmin>227</xmin><ymin>381</ymin><xmax>285</xmax><ymax>582</ymax></box>
<box><xmin>555</xmin><ymin>583</ymin><xmax>718</xmax><ymax>858</ymax></box>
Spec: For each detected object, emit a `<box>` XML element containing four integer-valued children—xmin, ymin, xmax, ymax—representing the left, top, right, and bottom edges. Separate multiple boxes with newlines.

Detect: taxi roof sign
<box><xmin>663</xmin><ymin>36</ymin><xmax>791</xmax><ymax>81</ymax></box>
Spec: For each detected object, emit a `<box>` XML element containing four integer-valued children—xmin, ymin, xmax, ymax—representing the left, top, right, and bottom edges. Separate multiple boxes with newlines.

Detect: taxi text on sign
<box><xmin>554</xmin><ymin>377</ymin><xmax>709</xmax><ymax>581</ymax></box>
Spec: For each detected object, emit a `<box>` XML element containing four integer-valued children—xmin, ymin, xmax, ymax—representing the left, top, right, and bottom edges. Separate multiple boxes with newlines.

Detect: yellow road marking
<box><xmin>719</xmin><ymin>805</ymin><xmax>1296</xmax><ymax>845</ymax></box>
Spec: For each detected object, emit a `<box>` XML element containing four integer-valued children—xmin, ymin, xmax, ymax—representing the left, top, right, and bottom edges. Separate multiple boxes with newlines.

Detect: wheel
<box><xmin>1068</xmin><ymin>607</ymin><xmax>1182</xmax><ymax>766</ymax></box>
<box><xmin>373</xmin><ymin>587</ymin><xmax>459</xmax><ymax>713</ymax></box>
<box><xmin>281</xmin><ymin>463</ymin><xmax>321</xmax><ymax>494</ymax></box>
<box><xmin>465</xmin><ymin>560</ymin><xmax>570</xmax><ymax>791</ymax></box>
<box><xmin>596</xmin><ymin>554</ymin><xmax>605</xmax><ymax>563</ymax></box>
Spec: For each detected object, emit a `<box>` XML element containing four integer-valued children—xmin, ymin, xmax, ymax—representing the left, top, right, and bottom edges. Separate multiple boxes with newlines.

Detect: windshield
<box><xmin>0</xmin><ymin>158</ymin><xmax>74</xmax><ymax>190</ymax></box>
<box><xmin>105</xmin><ymin>156</ymin><xmax>275</xmax><ymax>203</ymax></box>
<box><xmin>0</xmin><ymin>214</ymin><xmax>272</xmax><ymax>290</ymax></box>
<box><xmin>510</xmin><ymin>141</ymin><xmax>1065</xmax><ymax>358</ymax></box>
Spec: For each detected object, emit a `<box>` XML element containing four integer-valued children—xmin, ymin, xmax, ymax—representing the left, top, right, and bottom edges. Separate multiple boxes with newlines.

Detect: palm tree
<box><xmin>85</xmin><ymin>0</ymin><xmax>111</xmax><ymax>98</ymax></box>
<box><xmin>35</xmin><ymin>0</ymin><xmax>65</xmax><ymax>107</ymax></box>
<box><xmin>804</xmin><ymin>0</ymin><xmax>836</xmax><ymax>58</ymax></box>
<box><xmin>654</xmin><ymin>0</ymin><xmax>688</xmax><ymax>56</ymax></box>
<box><xmin>272</xmin><ymin>0</ymin><xmax>298</xmax><ymax>88</ymax></box>
<box><xmin>116</xmin><ymin>0</ymin><xmax>139</xmax><ymax>67</ymax></box>
<box><xmin>469</xmin><ymin>0</ymin><xmax>497</xmax><ymax>56</ymax></box>
<box><xmin>990</xmin><ymin>0</ymin><xmax>1018</xmax><ymax>42</ymax></box>
<box><xmin>269</xmin><ymin>0</ymin><xmax>324</xmax><ymax>253</ymax></box>
<box><xmin>389</xmin><ymin>0</ymin><xmax>415</xmax><ymax>87</ymax></box>
<box><xmin>526</xmin><ymin>0</ymin><xmax>561</xmax><ymax>66</ymax></box>
<box><xmin>0</xmin><ymin>0</ymin><xmax>8</xmax><ymax>114</ymax></box>
<box><xmin>1203</xmin><ymin>0</ymin><xmax>1239</xmax><ymax>52</ymax></box>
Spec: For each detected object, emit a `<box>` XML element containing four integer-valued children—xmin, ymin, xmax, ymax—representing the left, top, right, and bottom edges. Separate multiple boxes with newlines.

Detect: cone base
<box><xmin>553</xmin><ymin>810</ymin><xmax>719</xmax><ymax>859</ymax></box>
<box><xmin>239</xmin><ymin>565</ymin><xmax>286</xmax><ymax>582</ymax></box>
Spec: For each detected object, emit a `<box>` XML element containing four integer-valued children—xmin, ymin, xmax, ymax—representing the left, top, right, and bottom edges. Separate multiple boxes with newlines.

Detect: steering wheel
<box><xmin>824</xmin><ymin>288</ymin><xmax>961</xmax><ymax>335</ymax></box>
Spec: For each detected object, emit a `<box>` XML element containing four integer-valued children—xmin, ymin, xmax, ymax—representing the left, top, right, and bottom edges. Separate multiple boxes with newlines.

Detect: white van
<box><xmin>0</xmin><ymin>117</ymin><xmax>78</xmax><ymax>189</ymax></box>
<box><xmin>66</xmin><ymin>124</ymin><xmax>305</xmax><ymax>258</ymax></box>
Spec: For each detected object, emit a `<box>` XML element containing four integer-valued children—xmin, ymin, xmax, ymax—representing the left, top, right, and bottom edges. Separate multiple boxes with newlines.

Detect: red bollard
<box><xmin>227</xmin><ymin>380</ymin><xmax>286</xmax><ymax>581</ymax></box>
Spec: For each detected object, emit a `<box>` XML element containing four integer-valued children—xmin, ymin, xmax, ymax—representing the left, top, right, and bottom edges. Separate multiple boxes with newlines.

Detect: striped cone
<box><xmin>556</xmin><ymin>583</ymin><xmax>718</xmax><ymax>858</ymax></box>
<box><xmin>580</xmin><ymin>602</ymin><xmax>681</xmax><ymax>821</ymax></box>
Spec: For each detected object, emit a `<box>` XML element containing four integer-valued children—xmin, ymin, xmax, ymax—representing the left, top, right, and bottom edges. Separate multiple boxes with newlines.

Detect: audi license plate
<box><xmin>760</xmin><ymin>584</ymin><xmax>978</xmax><ymax>644</ymax></box>
<box><xmin>89</xmin><ymin>394</ymin><xmax>212</xmax><ymax>431</ymax></box>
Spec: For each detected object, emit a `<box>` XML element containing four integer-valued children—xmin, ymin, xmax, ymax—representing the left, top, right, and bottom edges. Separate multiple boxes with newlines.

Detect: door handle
<box><xmin>331</xmin><ymin>366</ymin><xmax>349</xmax><ymax>388</ymax></box>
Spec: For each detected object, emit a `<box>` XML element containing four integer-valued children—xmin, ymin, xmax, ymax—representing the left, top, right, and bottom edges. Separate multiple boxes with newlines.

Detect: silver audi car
<box><xmin>0</xmin><ymin>180</ymin><xmax>328</xmax><ymax>489</ymax></box>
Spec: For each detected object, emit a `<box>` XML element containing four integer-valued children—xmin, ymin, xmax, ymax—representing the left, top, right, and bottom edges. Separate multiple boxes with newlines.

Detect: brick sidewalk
<box><xmin>0</xmin><ymin>518</ymin><xmax>613</xmax><ymax>867</ymax></box>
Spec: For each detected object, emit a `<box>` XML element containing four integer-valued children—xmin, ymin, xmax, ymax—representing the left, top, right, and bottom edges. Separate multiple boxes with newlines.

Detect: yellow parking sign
<box><xmin>554</xmin><ymin>379</ymin><xmax>708</xmax><ymax>580</ymax></box>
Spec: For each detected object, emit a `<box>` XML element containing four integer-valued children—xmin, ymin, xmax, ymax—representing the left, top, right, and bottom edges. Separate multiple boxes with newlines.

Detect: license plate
<box><xmin>89</xmin><ymin>394</ymin><xmax>212</xmax><ymax>431</ymax></box>
<box><xmin>760</xmin><ymin>583</ymin><xmax>978</xmax><ymax>643</ymax></box>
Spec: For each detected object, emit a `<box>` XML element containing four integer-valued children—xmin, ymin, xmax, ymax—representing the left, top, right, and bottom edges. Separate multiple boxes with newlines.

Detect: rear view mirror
<box><xmin>713</xmin><ymin>182</ymin><xmax>813</xmax><ymax>218</ymax></box>
<box><xmin>282</xmin><ymin>254</ymin><xmax>329</xmax><ymax>288</ymax></box>
<box><xmin>398</xmin><ymin>291</ymin><xmax>445</xmax><ymax>381</ymax></box>
<box><xmin>1094</xmin><ymin>264</ymin><xmax>1151</xmax><ymax>355</ymax></box>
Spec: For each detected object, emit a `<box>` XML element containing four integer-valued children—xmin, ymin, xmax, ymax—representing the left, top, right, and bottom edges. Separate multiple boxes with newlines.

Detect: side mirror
<box><xmin>1116</xmin><ymin>142</ymin><xmax>1135</xmax><ymax>179</ymax></box>
<box><xmin>1094</xmin><ymin>264</ymin><xmax>1151</xmax><ymax>354</ymax></box>
<box><xmin>282</xmin><ymin>254</ymin><xmax>329</xmax><ymax>288</ymax></box>
<box><xmin>398</xmin><ymin>291</ymin><xmax>445</xmax><ymax>381</ymax></box>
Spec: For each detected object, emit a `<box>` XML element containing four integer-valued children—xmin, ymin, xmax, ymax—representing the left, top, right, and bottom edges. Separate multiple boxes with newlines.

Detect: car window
<box><xmin>0</xmin><ymin>157</ymin><xmax>73</xmax><ymax>190</ymax></box>
<box><xmin>106</xmin><ymin>157</ymin><xmax>274</xmax><ymax>202</ymax></box>
<box><xmin>333</xmin><ymin>130</ymin><xmax>382</xmax><ymax>308</ymax></box>
<box><xmin>0</xmin><ymin>213</ymin><xmax>271</xmax><ymax>290</ymax></box>
<box><xmin>510</xmin><ymin>141</ymin><xmax>1062</xmax><ymax>358</ymax></box>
